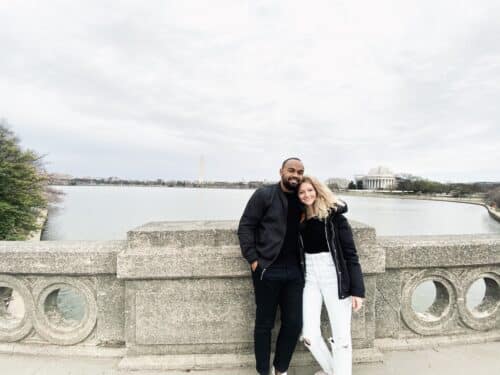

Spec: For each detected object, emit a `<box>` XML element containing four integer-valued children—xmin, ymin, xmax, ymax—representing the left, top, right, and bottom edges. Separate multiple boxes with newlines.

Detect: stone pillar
<box><xmin>117</xmin><ymin>220</ymin><xmax>385</xmax><ymax>372</ymax></box>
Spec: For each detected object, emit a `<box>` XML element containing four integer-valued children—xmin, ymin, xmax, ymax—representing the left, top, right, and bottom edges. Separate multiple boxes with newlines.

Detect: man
<box><xmin>238</xmin><ymin>157</ymin><xmax>305</xmax><ymax>375</ymax></box>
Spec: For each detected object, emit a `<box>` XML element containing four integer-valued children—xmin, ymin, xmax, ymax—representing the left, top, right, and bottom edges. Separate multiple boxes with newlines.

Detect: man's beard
<box><xmin>282</xmin><ymin>177</ymin><xmax>300</xmax><ymax>191</ymax></box>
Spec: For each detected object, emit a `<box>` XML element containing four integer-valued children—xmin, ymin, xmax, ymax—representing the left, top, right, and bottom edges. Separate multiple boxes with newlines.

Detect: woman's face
<box><xmin>298</xmin><ymin>182</ymin><xmax>317</xmax><ymax>206</ymax></box>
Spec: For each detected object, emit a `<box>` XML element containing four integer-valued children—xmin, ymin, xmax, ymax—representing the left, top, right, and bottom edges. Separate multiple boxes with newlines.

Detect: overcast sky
<box><xmin>1</xmin><ymin>1</ymin><xmax>499</xmax><ymax>182</ymax></box>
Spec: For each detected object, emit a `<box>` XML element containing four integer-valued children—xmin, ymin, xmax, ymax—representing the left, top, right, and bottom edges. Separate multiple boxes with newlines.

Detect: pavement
<box><xmin>1</xmin><ymin>341</ymin><xmax>499</xmax><ymax>375</ymax></box>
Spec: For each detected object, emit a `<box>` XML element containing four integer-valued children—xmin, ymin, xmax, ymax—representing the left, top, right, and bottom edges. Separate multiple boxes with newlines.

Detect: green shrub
<box><xmin>0</xmin><ymin>121</ymin><xmax>48</xmax><ymax>240</ymax></box>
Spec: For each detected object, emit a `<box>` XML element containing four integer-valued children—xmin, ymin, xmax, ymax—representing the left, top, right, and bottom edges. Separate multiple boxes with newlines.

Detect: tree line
<box><xmin>345</xmin><ymin>178</ymin><xmax>499</xmax><ymax>201</ymax></box>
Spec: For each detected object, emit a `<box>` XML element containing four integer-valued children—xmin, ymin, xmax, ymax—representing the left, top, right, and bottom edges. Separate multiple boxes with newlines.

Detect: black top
<box><xmin>301</xmin><ymin>217</ymin><xmax>329</xmax><ymax>253</ymax></box>
<box><xmin>272</xmin><ymin>192</ymin><xmax>302</xmax><ymax>267</ymax></box>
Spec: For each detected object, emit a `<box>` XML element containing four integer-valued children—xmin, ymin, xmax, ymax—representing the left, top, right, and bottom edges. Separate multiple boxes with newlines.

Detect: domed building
<box><xmin>355</xmin><ymin>166</ymin><xmax>396</xmax><ymax>190</ymax></box>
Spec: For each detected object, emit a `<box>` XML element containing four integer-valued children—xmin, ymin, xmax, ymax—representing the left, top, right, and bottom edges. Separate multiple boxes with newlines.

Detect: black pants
<box><xmin>251</xmin><ymin>264</ymin><xmax>304</xmax><ymax>375</ymax></box>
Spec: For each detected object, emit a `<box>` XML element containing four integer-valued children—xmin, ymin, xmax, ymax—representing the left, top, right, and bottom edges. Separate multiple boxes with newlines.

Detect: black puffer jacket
<box><xmin>238</xmin><ymin>183</ymin><xmax>293</xmax><ymax>270</ymax></box>
<box><xmin>299</xmin><ymin>203</ymin><xmax>365</xmax><ymax>299</ymax></box>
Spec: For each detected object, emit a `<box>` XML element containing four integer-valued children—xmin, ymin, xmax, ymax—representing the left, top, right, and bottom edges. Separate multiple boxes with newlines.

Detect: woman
<box><xmin>297</xmin><ymin>176</ymin><xmax>365</xmax><ymax>375</ymax></box>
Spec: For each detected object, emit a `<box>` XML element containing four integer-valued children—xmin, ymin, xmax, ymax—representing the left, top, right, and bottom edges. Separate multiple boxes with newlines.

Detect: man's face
<box><xmin>280</xmin><ymin>159</ymin><xmax>305</xmax><ymax>191</ymax></box>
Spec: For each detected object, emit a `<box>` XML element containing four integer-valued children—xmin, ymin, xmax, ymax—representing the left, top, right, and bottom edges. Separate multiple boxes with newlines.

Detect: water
<box><xmin>38</xmin><ymin>185</ymin><xmax>499</xmax><ymax>322</ymax></box>
<box><xmin>42</xmin><ymin>185</ymin><xmax>500</xmax><ymax>240</ymax></box>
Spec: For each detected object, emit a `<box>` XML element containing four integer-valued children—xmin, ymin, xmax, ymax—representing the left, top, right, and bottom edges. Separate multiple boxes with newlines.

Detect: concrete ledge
<box><xmin>1</xmin><ymin>343</ymin><xmax>499</xmax><ymax>375</ymax></box>
<box><xmin>117</xmin><ymin>245</ymin><xmax>248</xmax><ymax>279</ymax></box>
<box><xmin>120</xmin><ymin>220</ymin><xmax>384</xmax><ymax>279</ymax></box>
<box><xmin>379</xmin><ymin>234</ymin><xmax>500</xmax><ymax>268</ymax></box>
<box><xmin>374</xmin><ymin>329</ymin><xmax>500</xmax><ymax>351</ymax></box>
<box><xmin>0</xmin><ymin>342</ymin><xmax>125</xmax><ymax>358</ymax></box>
<box><xmin>118</xmin><ymin>348</ymin><xmax>383</xmax><ymax>371</ymax></box>
<box><xmin>488</xmin><ymin>206</ymin><xmax>500</xmax><ymax>223</ymax></box>
<box><xmin>127</xmin><ymin>221</ymin><xmax>239</xmax><ymax>248</ymax></box>
<box><xmin>0</xmin><ymin>241</ymin><xmax>125</xmax><ymax>274</ymax></box>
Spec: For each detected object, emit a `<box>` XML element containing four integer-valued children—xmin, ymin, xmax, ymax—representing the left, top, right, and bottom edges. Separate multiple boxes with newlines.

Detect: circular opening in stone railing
<box><xmin>465</xmin><ymin>277</ymin><xmax>500</xmax><ymax>318</ymax></box>
<box><xmin>0</xmin><ymin>287</ymin><xmax>26</xmax><ymax>330</ymax></box>
<box><xmin>43</xmin><ymin>287</ymin><xmax>86</xmax><ymax>328</ymax></box>
<box><xmin>411</xmin><ymin>280</ymin><xmax>449</xmax><ymax>321</ymax></box>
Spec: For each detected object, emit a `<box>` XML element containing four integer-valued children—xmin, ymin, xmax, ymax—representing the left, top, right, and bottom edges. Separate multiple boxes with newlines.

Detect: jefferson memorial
<box><xmin>355</xmin><ymin>166</ymin><xmax>396</xmax><ymax>190</ymax></box>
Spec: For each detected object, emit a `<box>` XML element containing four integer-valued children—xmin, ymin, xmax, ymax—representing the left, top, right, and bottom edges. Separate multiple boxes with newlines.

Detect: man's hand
<box><xmin>251</xmin><ymin>261</ymin><xmax>259</xmax><ymax>272</ymax></box>
<box><xmin>352</xmin><ymin>296</ymin><xmax>364</xmax><ymax>312</ymax></box>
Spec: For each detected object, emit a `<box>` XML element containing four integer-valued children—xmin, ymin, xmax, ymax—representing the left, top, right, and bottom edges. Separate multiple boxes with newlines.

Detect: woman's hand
<box><xmin>352</xmin><ymin>296</ymin><xmax>364</xmax><ymax>312</ymax></box>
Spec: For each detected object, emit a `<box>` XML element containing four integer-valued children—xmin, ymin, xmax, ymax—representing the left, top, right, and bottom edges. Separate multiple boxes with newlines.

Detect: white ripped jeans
<box><xmin>302</xmin><ymin>252</ymin><xmax>352</xmax><ymax>375</ymax></box>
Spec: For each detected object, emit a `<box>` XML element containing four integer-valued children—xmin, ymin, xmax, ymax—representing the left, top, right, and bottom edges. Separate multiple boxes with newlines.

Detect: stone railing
<box><xmin>375</xmin><ymin>234</ymin><xmax>500</xmax><ymax>349</ymax></box>
<box><xmin>0</xmin><ymin>241</ymin><xmax>125</xmax><ymax>355</ymax></box>
<box><xmin>0</xmin><ymin>221</ymin><xmax>499</xmax><ymax>372</ymax></box>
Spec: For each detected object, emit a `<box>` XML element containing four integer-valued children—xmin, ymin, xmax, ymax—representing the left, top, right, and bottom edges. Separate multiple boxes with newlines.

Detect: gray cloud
<box><xmin>1</xmin><ymin>0</ymin><xmax>499</xmax><ymax>182</ymax></box>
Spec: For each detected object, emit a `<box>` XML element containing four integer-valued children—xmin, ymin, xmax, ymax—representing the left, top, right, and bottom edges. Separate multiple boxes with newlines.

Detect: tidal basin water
<box><xmin>42</xmin><ymin>185</ymin><xmax>500</xmax><ymax>241</ymax></box>
<box><xmin>39</xmin><ymin>185</ymin><xmax>499</xmax><ymax>318</ymax></box>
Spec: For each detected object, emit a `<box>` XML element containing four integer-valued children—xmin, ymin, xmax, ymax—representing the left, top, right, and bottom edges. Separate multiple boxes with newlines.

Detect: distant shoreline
<box><xmin>340</xmin><ymin>190</ymin><xmax>484</xmax><ymax>204</ymax></box>
<box><xmin>340</xmin><ymin>191</ymin><xmax>500</xmax><ymax>223</ymax></box>
<box><xmin>48</xmin><ymin>183</ymin><xmax>497</xmax><ymax>213</ymax></box>
<box><xmin>48</xmin><ymin>182</ymin><xmax>260</xmax><ymax>190</ymax></box>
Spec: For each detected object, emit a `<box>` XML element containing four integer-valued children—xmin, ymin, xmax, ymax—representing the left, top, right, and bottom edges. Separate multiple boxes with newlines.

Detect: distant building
<box><xmin>48</xmin><ymin>173</ymin><xmax>73</xmax><ymax>185</ymax></box>
<box><xmin>355</xmin><ymin>166</ymin><xmax>396</xmax><ymax>190</ymax></box>
<box><xmin>325</xmin><ymin>177</ymin><xmax>350</xmax><ymax>189</ymax></box>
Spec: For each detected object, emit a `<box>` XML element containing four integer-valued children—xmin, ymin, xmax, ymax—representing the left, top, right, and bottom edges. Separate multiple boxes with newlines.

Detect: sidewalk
<box><xmin>1</xmin><ymin>341</ymin><xmax>499</xmax><ymax>375</ymax></box>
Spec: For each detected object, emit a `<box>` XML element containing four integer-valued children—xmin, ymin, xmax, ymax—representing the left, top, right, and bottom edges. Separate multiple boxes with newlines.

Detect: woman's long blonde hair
<box><xmin>299</xmin><ymin>175</ymin><xmax>345</xmax><ymax>220</ymax></box>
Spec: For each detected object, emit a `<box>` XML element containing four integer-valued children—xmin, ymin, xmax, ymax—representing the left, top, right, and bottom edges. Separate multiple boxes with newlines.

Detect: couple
<box><xmin>238</xmin><ymin>157</ymin><xmax>365</xmax><ymax>375</ymax></box>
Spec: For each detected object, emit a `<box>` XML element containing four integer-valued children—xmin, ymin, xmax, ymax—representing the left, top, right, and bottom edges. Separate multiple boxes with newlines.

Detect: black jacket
<box><xmin>238</xmin><ymin>183</ymin><xmax>295</xmax><ymax>270</ymax></box>
<box><xmin>299</xmin><ymin>203</ymin><xmax>365</xmax><ymax>299</ymax></box>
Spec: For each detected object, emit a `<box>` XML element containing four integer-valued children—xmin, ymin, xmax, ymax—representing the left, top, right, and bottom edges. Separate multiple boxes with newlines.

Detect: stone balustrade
<box><xmin>375</xmin><ymin>234</ymin><xmax>500</xmax><ymax>349</ymax></box>
<box><xmin>0</xmin><ymin>221</ymin><xmax>498</xmax><ymax>372</ymax></box>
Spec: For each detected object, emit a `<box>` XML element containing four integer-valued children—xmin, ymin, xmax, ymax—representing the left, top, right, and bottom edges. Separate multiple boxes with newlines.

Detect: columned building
<box><xmin>355</xmin><ymin>166</ymin><xmax>396</xmax><ymax>190</ymax></box>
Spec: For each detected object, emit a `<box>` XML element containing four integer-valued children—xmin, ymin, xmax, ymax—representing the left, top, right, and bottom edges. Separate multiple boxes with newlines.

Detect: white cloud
<box><xmin>1</xmin><ymin>0</ymin><xmax>499</xmax><ymax>181</ymax></box>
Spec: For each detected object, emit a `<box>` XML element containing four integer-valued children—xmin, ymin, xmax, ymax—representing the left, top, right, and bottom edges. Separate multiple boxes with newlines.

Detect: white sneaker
<box><xmin>272</xmin><ymin>369</ymin><xmax>287</xmax><ymax>375</ymax></box>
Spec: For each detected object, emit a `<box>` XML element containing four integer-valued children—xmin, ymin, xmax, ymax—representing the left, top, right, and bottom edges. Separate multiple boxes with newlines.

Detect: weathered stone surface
<box><xmin>375</xmin><ymin>330</ymin><xmax>500</xmax><ymax>351</ymax></box>
<box><xmin>96</xmin><ymin>276</ymin><xmax>125</xmax><ymax>345</ymax></box>
<box><xmin>119</xmin><ymin>220</ymin><xmax>384</xmax><ymax>367</ymax></box>
<box><xmin>375</xmin><ymin>270</ymin><xmax>402</xmax><ymax>338</ymax></box>
<box><xmin>133</xmin><ymin>278</ymin><xmax>254</xmax><ymax>346</ymax></box>
<box><xmin>375</xmin><ymin>264</ymin><xmax>500</xmax><ymax>339</ymax></box>
<box><xmin>379</xmin><ymin>235</ymin><xmax>500</xmax><ymax>269</ymax></box>
<box><xmin>127</xmin><ymin>221</ymin><xmax>239</xmax><ymax>248</ymax></box>
<box><xmin>350</xmin><ymin>221</ymin><xmax>385</xmax><ymax>274</ymax></box>
<box><xmin>0</xmin><ymin>241</ymin><xmax>124</xmax><ymax>274</ymax></box>
<box><xmin>118</xmin><ymin>348</ymin><xmax>383</xmax><ymax>371</ymax></box>
<box><xmin>30</xmin><ymin>276</ymin><xmax>98</xmax><ymax>346</ymax></box>
<box><xmin>5</xmin><ymin>342</ymin><xmax>500</xmax><ymax>375</ymax></box>
<box><xmin>119</xmin><ymin>220</ymin><xmax>385</xmax><ymax>278</ymax></box>
<box><xmin>117</xmin><ymin>246</ymin><xmax>248</xmax><ymax>279</ymax></box>
<box><xmin>2</xmin><ymin>220</ymin><xmax>500</xmax><ymax>373</ymax></box>
<box><xmin>0</xmin><ymin>274</ymin><xmax>34</xmax><ymax>342</ymax></box>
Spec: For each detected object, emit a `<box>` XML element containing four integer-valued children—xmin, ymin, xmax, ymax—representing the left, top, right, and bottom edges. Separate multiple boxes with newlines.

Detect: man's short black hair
<box><xmin>281</xmin><ymin>157</ymin><xmax>302</xmax><ymax>168</ymax></box>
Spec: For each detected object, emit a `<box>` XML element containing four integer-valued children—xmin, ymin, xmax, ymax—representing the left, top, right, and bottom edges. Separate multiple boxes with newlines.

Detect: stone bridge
<box><xmin>0</xmin><ymin>221</ymin><xmax>499</xmax><ymax>373</ymax></box>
